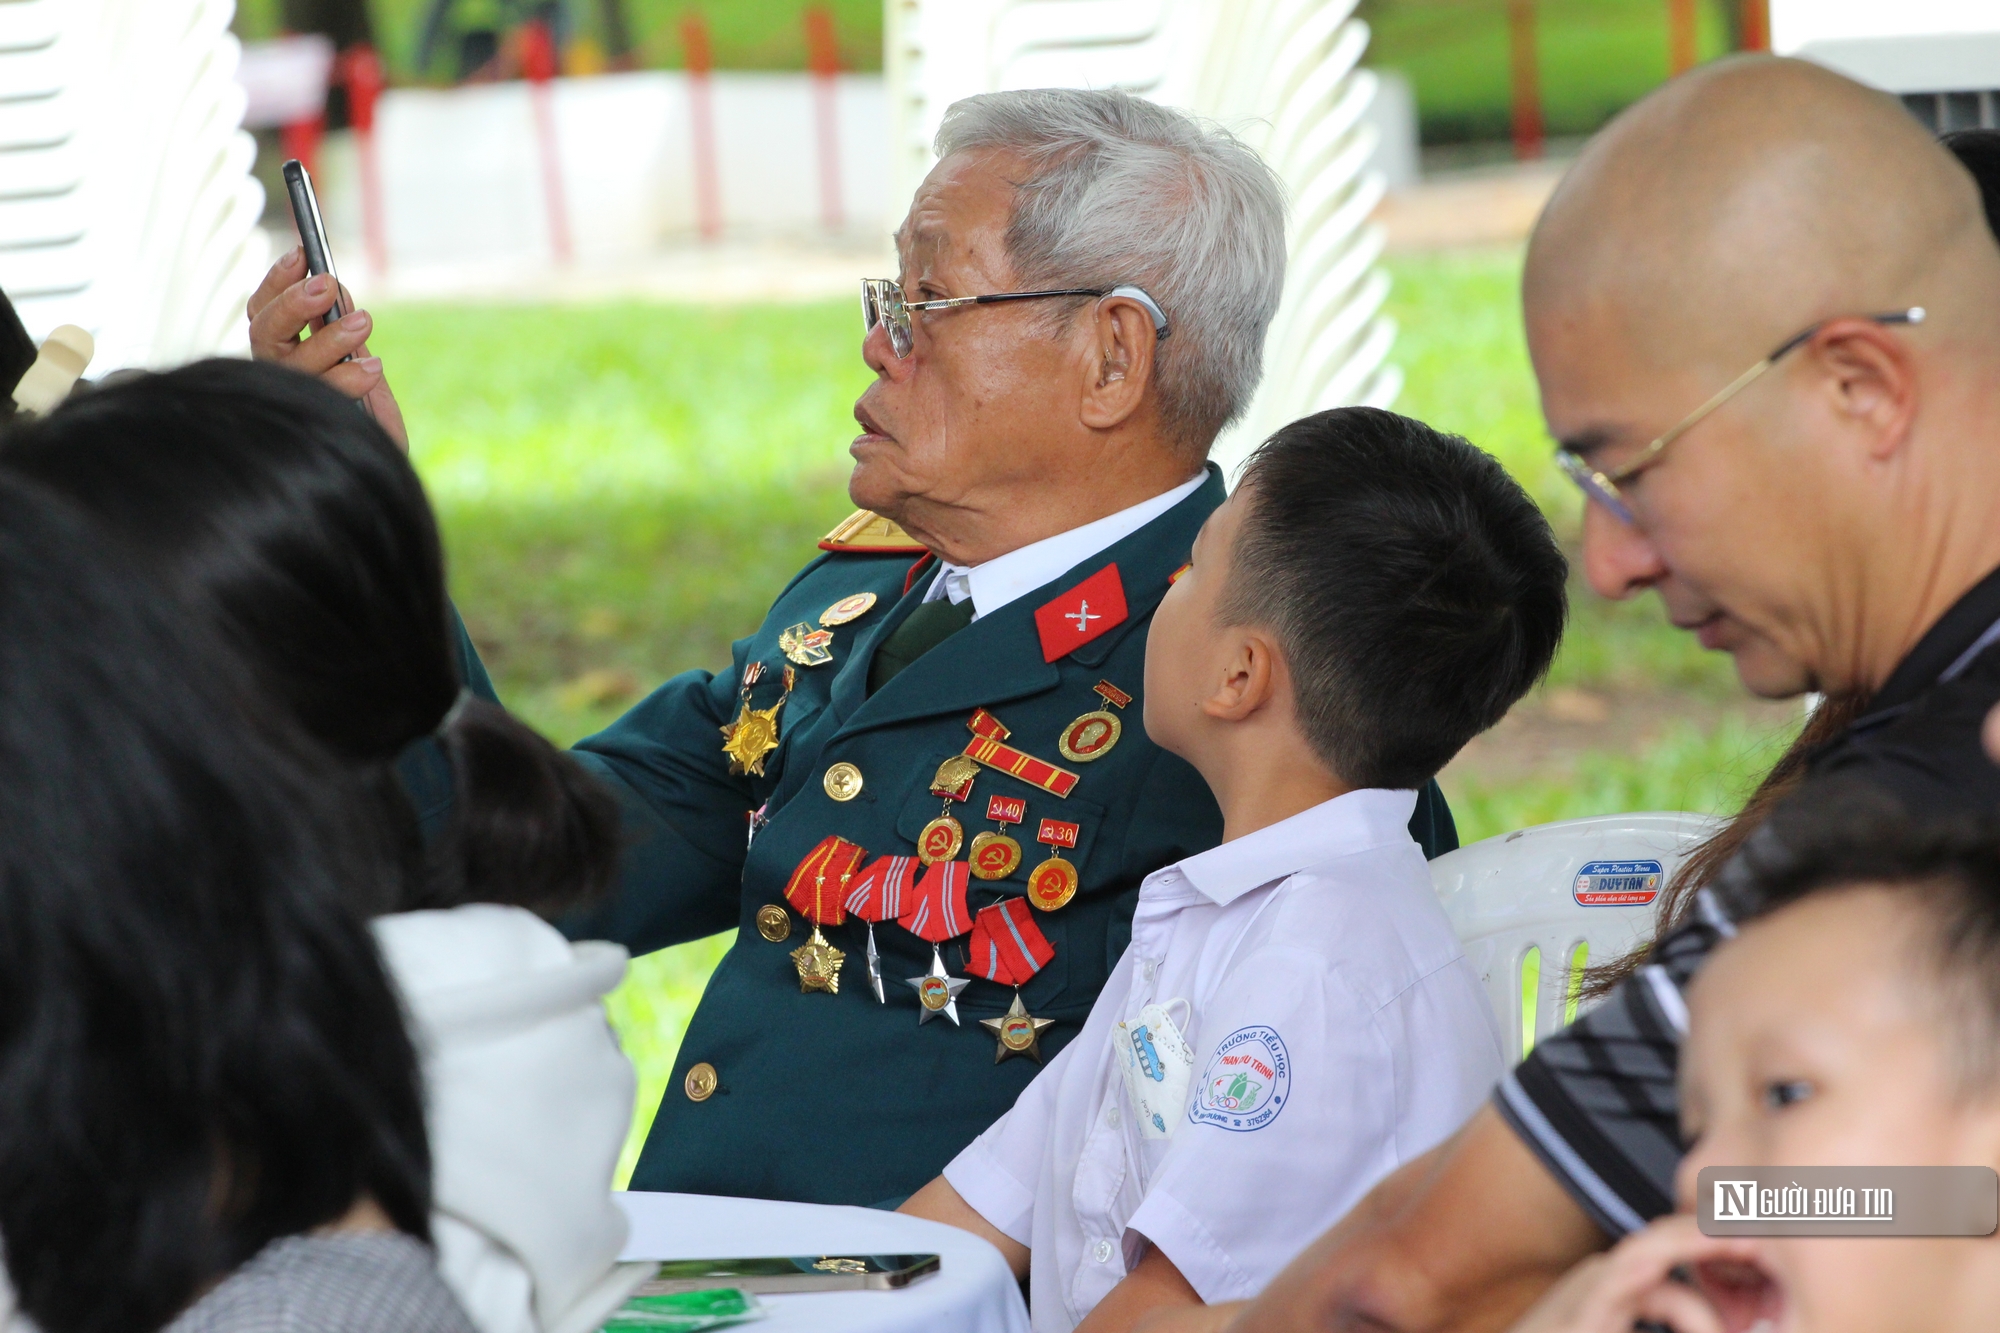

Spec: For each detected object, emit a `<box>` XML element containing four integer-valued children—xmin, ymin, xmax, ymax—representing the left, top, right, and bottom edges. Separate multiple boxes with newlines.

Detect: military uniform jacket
<box><xmin>559</xmin><ymin>468</ymin><xmax>1455</xmax><ymax>1207</ymax></box>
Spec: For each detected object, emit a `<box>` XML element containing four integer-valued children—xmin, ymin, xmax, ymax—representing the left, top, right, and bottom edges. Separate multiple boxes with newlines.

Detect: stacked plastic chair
<box><xmin>0</xmin><ymin>0</ymin><xmax>266</xmax><ymax>371</ymax></box>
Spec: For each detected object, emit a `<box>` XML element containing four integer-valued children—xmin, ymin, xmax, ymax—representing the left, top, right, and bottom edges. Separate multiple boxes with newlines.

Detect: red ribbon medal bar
<box><xmin>962</xmin><ymin>709</ymin><xmax>1079</xmax><ymax>798</ymax></box>
<box><xmin>1034</xmin><ymin>563</ymin><xmax>1128</xmax><ymax>662</ymax></box>
<box><xmin>1027</xmin><ymin>818</ymin><xmax>1081</xmax><ymax>912</ymax></box>
<box><xmin>968</xmin><ymin>899</ymin><xmax>1058</xmax><ymax>1063</ymax></box>
<box><xmin>782</xmin><ymin>836</ymin><xmax>866</xmax><ymax>994</ymax></box>
<box><xmin>845</xmin><ymin>855</ymin><xmax>918</xmax><ymax>1003</ymax></box>
<box><xmin>899</xmin><ymin>860</ymin><xmax>973</xmax><ymax>1026</ymax></box>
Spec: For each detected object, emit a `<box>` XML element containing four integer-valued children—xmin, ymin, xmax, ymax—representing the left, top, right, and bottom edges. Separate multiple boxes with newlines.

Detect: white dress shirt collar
<box><xmin>923</xmin><ymin>470</ymin><xmax>1209</xmax><ymax>620</ymax></box>
<box><xmin>1161</xmin><ymin>788</ymin><xmax>1421</xmax><ymax>908</ymax></box>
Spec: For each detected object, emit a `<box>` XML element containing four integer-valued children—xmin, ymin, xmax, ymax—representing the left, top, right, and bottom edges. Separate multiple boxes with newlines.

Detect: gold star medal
<box><xmin>981</xmin><ymin>992</ymin><xmax>1056</xmax><ymax>1064</ymax></box>
<box><xmin>778</xmin><ymin>622</ymin><xmax>835</xmax><ymax>667</ymax></box>
<box><xmin>969</xmin><ymin>794</ymin><xmax>1026</xmax><ymax>881</ymax></box>
<box><xmin>720</xmin><ymin>663</ymin><xmax>793</xmax><ymax>777</ymax></box>
<box><xmin>918</xmin><ymin>754</ymin><xmax>980</xmax><ymax>864</ymax></box>
<box><xmin>1058</xmin><ymin>679</ymin><xmax>1132</xmax><ymax>763</ymax></box>
<box><xmin>781</xmin><ymin>836</ymin><xmax>866</xmax><ymax>994</ymax></box>
<box><xmin>791</xmin><ymin>928</ymin><xmax>845</xmax><ymax>994</ymax></box>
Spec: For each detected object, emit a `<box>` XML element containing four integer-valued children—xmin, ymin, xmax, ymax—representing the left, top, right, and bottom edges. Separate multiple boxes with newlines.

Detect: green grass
<box><xmin>373</xmin><ymin>247</ymin><xmax>1787</xmax><ymax>1181</ymax></box>
<box><xmin>1360</xmin><ymin>0</ymin><xmax>1737</xmax><ymax>143</ymax></box>
<box><xmin>234</xmin><ymin>0</ymin><xmax>884</xmax><ymax>80</ymax></box>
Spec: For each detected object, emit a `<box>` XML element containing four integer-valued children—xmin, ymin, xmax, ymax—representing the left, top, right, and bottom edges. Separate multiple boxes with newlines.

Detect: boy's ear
<box><xmin>1200</xmin><ymin>627</ymin><xmax>1286</xmax><ymax>722</ymax></box>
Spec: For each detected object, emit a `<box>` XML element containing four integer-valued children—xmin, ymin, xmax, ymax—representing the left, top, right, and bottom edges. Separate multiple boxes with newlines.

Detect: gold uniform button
<box><xmin>823</xmin><ymin>761</ymin><xmax>864</xmax><ymax>802</ymax></box>
<box><xmin>756</xmin><ymin>903</ymin><xmax>792</xmax><ymax>943</ymax></box>
<box><xmin>684</xmin><ymin>1062</ymin><xmax>718</xmax><ymax>1102</ymax></box>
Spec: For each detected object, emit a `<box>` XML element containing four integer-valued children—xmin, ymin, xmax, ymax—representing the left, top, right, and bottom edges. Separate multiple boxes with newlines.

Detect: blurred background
<box><xmin>57</xmin><ymin>0</ymin><xmax>1979</xmax><ymax>1178</ymax></box>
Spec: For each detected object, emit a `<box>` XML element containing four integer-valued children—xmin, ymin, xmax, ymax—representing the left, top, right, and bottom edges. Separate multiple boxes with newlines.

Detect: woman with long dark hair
<box><xmin>0</xmin><ymin>475</ymin><xmax>471</xmax><ymax>1332</ymax></box>
<box><xmin>1</xmin><ymin>360</ymin><xmax>649</xmax><ymax>1333</ymax></box>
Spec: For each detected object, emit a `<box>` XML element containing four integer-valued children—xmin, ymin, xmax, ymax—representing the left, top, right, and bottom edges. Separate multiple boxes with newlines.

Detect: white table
<box><xmin>615</xmin><ymin>1191</ymin><xmax>1031</xmax><ymax>1333</ymax></box>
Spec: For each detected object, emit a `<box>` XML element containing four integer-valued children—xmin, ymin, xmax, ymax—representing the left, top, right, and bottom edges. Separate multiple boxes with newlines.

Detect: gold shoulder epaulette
<box><xmin>818</xmin><ymin>509</ymin><xmax>928</xmax><ymax>554</ymax></box>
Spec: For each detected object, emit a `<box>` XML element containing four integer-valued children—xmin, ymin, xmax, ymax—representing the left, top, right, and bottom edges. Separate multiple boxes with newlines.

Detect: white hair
<box><xmin>935</xmin><ymin>88</ymin><xmax>1287</xmax><ymax>456</ymax></box>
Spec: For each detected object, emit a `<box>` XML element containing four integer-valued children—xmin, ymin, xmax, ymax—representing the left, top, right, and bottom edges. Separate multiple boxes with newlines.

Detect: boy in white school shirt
<box><xmin>902</xmin><ymin>407</ymin><xmax>1569</xmax><ymax>1333</ymax></box>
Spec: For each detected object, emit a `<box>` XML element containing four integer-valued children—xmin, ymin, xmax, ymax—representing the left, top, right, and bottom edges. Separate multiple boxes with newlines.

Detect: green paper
<box><xmin>602</xmin><ymin>1287</ymin><xmax>765</xmax><ymax>1330</ymax></box>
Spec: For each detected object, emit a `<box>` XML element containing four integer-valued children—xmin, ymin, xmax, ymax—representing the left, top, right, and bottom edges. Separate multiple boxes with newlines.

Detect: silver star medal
<box><xmin>905</xmin><ymin>946</ymin><xmax>971</xmax><ymax>1026</ymax></box>
<box><xmin>864</xmin><ymin>922</ymin><xmax>886</xmax><ymax>1003</ymax></box>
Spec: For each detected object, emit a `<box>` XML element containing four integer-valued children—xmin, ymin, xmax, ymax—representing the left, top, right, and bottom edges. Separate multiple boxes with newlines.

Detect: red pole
<box><xmin>341</xmin><ymin>45</ymin><xmax>388</xmax><ymax>275</ymax></box>
<box><xmin>804</xmin><ymin>6</ymin><xmax>842</xmax><ymax>232</ymax></box>
<box><xmin>280</xmin><ymin>116</ymin><xmax>325</xmax><ymax>180</ymax></box>
<box><xmin>521</xmin><ymin>19</ymin><xmax>572</xmax><ymax>263</ymax></box>
<box><xmin>682</xmin><ymin>13</ymin><xmax>723</xmax><ymax>241</ymax></box>
<box><xmin>1740</xmin><ymin>0</ymin><xmax>1769</xmax><ymax>52</ymax></box>
<box><xmin>1507</xmin><ymin>0</ymin><xmax>1543</xmax><ymax>162</ymax></box>
<box><xmin>1668</xmin><ymin>0</ymin><xmax>1698</xmax><ymax>74</ymax></box>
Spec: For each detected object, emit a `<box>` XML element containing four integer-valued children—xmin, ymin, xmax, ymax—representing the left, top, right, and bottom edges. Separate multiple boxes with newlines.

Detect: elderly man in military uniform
<box><xmin>248</xmin><ymin>87</ymin><xmax>1455</xmax><ymax>1208</ymax></box>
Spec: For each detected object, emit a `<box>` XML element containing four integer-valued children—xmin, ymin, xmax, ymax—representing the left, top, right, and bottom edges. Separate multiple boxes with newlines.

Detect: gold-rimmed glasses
<box><xmin>860</xmin><ymin>278</ymin><xmax>1170</xmax><ymax>358</ymax></box>
<box><xmin>1555</xmin><ymin>307</ymin><xmax>1926</xmax><ymax>525</ymax></box>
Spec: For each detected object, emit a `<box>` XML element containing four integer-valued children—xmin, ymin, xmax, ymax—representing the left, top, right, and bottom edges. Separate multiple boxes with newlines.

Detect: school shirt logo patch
<box><xmin>1189</xmin><ymin>1026</ymin><xmax>1290</xmax><ymax>1132</ymax></box>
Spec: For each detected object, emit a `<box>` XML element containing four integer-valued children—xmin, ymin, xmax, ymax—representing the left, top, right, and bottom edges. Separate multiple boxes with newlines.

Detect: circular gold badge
<box><xmin>918</xmin><ymin>814</ymin><xmax>964</xmax><ymax>865</ymax></box>
<box><xmin>918</xmin><ymin>975</ymin><xmax>952</xmax><ymax>1010</ymax></box>
<box><xmin>820</xmin><ymin>592</ymin><xmax>879</xmax><ymax>627</ymax></box>
<box><xmin>1027</xmin><ymin>856</ymin><xmax>1080</xmax><ymax>911</ymax></box>
<box><xmin>684</xmin><ymin>1061</ymin><xmax>718</xmax><ymax>1102</ymax></box>
<box><xmin>1059</xmin><ymin>710</ymin><xmax>1123</xmax><ymax>762</ymax></box>
<box><xmin>1000</xmin><ymin>1014</ymin><xmax>1037</xmax><ymax>1051</ymax></box>
<box><xmin>823</xmin><ymin>761</ymin><xmax>864</xmax><ymax>801</ymax></box>
<box><xmin>969</xmin><ymin>831</ymin><xmax>1023</xmax><ymax>880</ymax></box>
<box><xmin>755</xmin><ymin>903</ymin><xmax>792</xmax><ymax>943</ymax></box>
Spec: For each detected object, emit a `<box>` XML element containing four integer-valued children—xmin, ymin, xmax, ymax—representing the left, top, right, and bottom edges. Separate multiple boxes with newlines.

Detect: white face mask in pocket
<box><xmin>1114</xmin><ymin>999</ymin><xmax>1194</xmax><ymax>1140</ymax></box>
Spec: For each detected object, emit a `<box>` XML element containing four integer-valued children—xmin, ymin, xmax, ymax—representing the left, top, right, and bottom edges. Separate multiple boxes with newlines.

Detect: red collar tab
<box><xmin>1033</xmin><ymin>563</ymin><xmax>1128</xmax><ymax>663</ymax></box>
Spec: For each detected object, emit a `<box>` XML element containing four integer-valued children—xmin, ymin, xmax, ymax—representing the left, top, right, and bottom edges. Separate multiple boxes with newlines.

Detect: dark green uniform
<box><xmin>556</xmin><ymin>467</ymin><xmax>1454</xmax><ymax>1205</ymax></box>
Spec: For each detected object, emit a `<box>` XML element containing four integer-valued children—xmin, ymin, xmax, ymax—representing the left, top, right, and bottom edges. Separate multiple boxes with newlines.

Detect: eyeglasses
<box><xmin>860</xmin><ymin>278</ymin><xmax>1170</xmax><ymax>359</ymax></box>
<box><xmin>1555</xmin><ymin>307</ymin><xmax>1927</xmax><ymax>526</ymax></box>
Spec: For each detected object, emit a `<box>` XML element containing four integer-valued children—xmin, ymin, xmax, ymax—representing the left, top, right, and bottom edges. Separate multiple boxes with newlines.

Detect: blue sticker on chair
<box><xmin>1573</xmin><ymin>859</ymin><xmax>1663</xmax><ymax>906</ymax></box>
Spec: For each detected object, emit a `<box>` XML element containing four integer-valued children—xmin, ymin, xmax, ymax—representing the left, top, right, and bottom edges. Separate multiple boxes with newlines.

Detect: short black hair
<box><xmin>1715</xmin><ymin>785</ymin><xmax>2000</xmax><ymax>1091</ymax></box>
<box><xmin>0</xmin><ymin>359</ymin><xmax>617</xmax><ymax>920</ymax></box>
<box><xmin>0</xmin><ymin>476</ymin><xmax>430</xmax><ymax>1333</ymax></box>
<box><xmin>1221</xmin><ymin>406</ymin><xmax>1568</xmax><ymax>789</ymax></box>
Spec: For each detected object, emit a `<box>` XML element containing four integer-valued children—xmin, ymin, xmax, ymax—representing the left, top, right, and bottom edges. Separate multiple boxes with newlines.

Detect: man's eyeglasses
<box><xmin>1555</xmin><ymin>307</ymin><xmax>1927</xmax><ymax>526</ymax></box>
<box><xmin>860</xmin><ymin>278</ymin><xmax>1171</xmax><ymax>359</ymax></box>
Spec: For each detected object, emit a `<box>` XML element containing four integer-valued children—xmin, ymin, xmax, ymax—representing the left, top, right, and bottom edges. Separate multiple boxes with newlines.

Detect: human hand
<box><xmin>1506</xmin><ymin>1215</ymin><xmax>1774</xmax><ymax>1333</ymax></box>
<box><xmin>246</xmin><ymin>246</ymin><xmax>409</xmax><ymax>449</ymax></box>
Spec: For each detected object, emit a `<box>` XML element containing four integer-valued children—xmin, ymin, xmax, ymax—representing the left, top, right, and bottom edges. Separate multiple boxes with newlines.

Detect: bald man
<box><xmin>1135</xmin><ymin>56</ymin><xmax>2000</xmax><ymax>1333</ymax></box>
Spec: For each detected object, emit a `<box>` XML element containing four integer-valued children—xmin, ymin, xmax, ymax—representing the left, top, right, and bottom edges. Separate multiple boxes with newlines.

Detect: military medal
<box><xmin>899</xmin><ymin>859</ymin><xmax>973</xmax><ymax>1025</ymax></box>
<box><xmin>969</xmin><ymin>794</ymin><xmax>1026</xmax><ymax>881</ymax></box>
<box><xmin>1027</xmin><ymin>817</ymin><xmax>1081</xmax><ymax>911</ymax></box>
<box><xmin>782</xmin><ymin>835</ymin><xmax>866</xmax><ymax>994</ymax></box>
<box><xmin>967</xmin><ymin>899</ymin><xmax>1057</xmax><ymax>1062</ymax></box>
<box><xmin>918</xmin><ymin>754</ymin><xmax>980</xmax><ymax>865</ymax></box>
<box><xmin>719</xmin><ymin>662</ymin><xmax>793</xmax><ymax>777</ymax></box>
<box><xmin>844</xmin><ymin>854</ymin><xmax>918</xmax><ymax>1003</ymax></box>
<box><xmin>820</xmin><ymin>591</ymin><xmax>878</xmax><ymax>626</ymax></box>
<box><xmin>1058</xmin><ymin>680</ymin><xmax>1132</xmax><ymax>763</ymax></box>
<box><xmin>962</xmin><ymin>709</ymin><xmax>1080</xmax><ymax>797</ymax></box>
<box><xmin>778</xmin><ymin>622</ymin><xmax>835</xmax><ymax>667</ymax></box>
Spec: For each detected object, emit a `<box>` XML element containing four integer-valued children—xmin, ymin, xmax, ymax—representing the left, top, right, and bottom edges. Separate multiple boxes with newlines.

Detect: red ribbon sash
<box><xmin>844</xmin><ymin>854</ymin><xmax>918</xmax><ymax>922</ymax></box>
<box><xmin>783</xmin><ymin>835</ymin><xmax>866</xmax><ymax>925</ymax></box>
<box><xmin>899</xmin><ymin>860</ymin><xmax>972</xmax><ymax>942</ymax></box>
<box><xmin>965</xmin><ymin>898</ymin><xmax>1055</xmax><ymax>986</ymax></box>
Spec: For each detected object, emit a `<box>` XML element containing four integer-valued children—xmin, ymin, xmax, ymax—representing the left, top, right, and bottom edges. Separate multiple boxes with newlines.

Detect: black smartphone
<box><xmin>280</xmin><ymin>159</ymin><xmax>350</xmax><ymax>329</ymax></box>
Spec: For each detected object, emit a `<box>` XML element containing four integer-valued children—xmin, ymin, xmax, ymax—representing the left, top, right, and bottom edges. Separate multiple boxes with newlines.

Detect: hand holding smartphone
<box><xmin>281</xmin><ymin>158</ymin><xmax>379</xmax><ymax>420</ymax></box>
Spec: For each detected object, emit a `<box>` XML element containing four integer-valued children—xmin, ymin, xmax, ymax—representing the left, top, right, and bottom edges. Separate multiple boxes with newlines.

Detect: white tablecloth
<box><xmin>615</xmin><ymin>1192</ymin><xmax>1030</xmax><ymax>1333</ymax></box>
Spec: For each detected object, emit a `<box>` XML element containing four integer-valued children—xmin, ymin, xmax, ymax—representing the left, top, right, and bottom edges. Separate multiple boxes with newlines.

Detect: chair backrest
<box><xmin>1430</xmin><ymin>811</ymin><xmax>1722</xmax><ymax>1065</ymax></box>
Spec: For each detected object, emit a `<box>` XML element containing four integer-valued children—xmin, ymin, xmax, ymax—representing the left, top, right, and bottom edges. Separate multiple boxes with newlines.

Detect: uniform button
<box><xmin>1105</xmin><ymin>1107</ymin><xmax>1120</xmax><ymax>1128</ymax></box>
<box><xmin>684</xmin><ymin>1062</ymin><xmax>718</xmax><ymax>1102</ymax></box>
<box><xmin>1093</xmin><ymin>1240</ymin><xmax>1114</xmax><ymax>1264</ymax></box>
<box><xmin>1141</xmin><ymin>959</ymin><xmax>1157</xmax><ymax>980</ymax></box>
<box><xmin>755</xmin><ymin>904</ymin><xmax>792</xmax><ymax>943</ymax></box>
<box><xmin>823</xmin><ymin>761</ymin><xmax>864</xmax><ymax>801</ymax></box>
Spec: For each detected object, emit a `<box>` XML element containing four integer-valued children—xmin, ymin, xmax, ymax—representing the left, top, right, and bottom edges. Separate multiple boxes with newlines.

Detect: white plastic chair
<box><xmin>1430</xmin><ymin>812</ymin><xmax>1723</xmax><ymax>1065</ymax></box>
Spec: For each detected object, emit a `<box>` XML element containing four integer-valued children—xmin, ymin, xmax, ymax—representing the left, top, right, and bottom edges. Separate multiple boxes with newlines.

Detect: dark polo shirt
<box><xmin>1493</xmin><ymin>562</ymin><xmax>2000</xmax><ymax>1234</ymax></box>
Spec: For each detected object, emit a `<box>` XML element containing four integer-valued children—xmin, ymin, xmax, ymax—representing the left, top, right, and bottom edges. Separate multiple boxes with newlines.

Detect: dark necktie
<box><xmin>868</xmin><ymin>596</ymin><xmax>975</xmax><ymax>694</ymax></box>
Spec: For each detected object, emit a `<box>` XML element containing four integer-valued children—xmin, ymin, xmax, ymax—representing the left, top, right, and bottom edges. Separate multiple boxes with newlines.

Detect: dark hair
<box><xmin>0</xmin><ymin>476</ymin><xmax>431</xmax><ymax>1333</ymax></box>
<box><xmin>1713</xmin><ymin>786</ymin><xmax>2000</xmax><ymax>1090</ymax></box>
<box><xmin>1221</xmin><ymin>406</ymin><xmax>1568</xmax><ymax>788</ymax></box>
<box><xmin>0</xmin><ymin>359</ymin><xmax>617</xmax><ymax>919</ymax></box>
<box><xmin>1942</xmin><ymin>128</ymin><xmax>2000</xmax><ymax>242</ymax></box>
